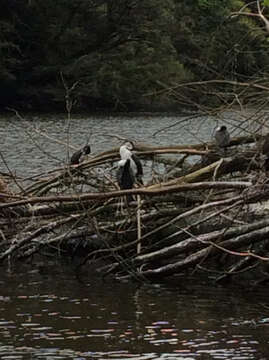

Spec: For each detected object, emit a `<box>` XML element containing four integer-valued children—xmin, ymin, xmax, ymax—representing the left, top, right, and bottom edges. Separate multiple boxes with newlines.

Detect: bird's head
<box><xmin>218</xmin><ymin>125</ymin><xmax>227</xmax><ymax>132</ymax></box>
<box><xmin>83</xmin><ymin>145</ymin><xmax>91</xmax><ymax>155</ymax></box>
<box><xmin>120</xmin><ymin>143</ymin><xmax>133</xmax><ymax>160</ymax></box>
<box><xmin>123</xmin><ymin>141</ymin><xmax>134</xmax><ymax>151</ymax></box>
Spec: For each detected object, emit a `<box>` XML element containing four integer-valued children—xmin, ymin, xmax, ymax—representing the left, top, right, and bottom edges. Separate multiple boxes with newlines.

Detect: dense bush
<box><xmin>0</xmin><ymin>0</ymin><xmax>268</xmax><ymax>111</ymax></box>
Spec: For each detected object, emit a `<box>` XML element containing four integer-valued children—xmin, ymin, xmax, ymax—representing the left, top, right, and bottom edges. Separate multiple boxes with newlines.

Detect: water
<box><xmin>0</xmin><ymin>261</ymin><xmax>268</xmax><ymax>359</ymax></box>
<box><xmin>0</xmin><ymin>111</ymin><xmax>254</xmax><ymax>179</ymax></box>
<box><xmin>0</xmin><ymin>112</ymin><xmax>268</xmax><ymax>359</ymax></box>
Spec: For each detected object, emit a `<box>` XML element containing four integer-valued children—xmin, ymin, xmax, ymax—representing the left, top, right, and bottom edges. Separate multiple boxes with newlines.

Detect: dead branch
<box><xmin>132</xmin><ymin>225</ymin><xmax>269</xmax><ymax>280</ymax></box>
<box><xmin>1</xmin><ymin>132</ymin><xmax>269</xmax><ymax>286</ymax></box>
<box><xmin>231</xmin><ymin>0</ymin><xmax>269</xmax><ymax>33</ymax></box>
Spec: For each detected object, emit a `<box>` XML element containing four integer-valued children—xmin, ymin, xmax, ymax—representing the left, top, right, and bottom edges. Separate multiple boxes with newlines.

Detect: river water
<box><xmin>0</xmin><ymin>112</ymin><xmax>269</xmax><ymax>359</ymax></box>
<box><xmin>0</xmin><ymin>111</ymin><xmax>255</xmax><ymax>178</ymax></box>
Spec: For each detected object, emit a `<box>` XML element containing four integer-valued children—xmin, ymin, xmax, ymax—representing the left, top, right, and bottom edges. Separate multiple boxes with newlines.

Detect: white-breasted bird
<box><xmin>116</xmin><ymin>158</ymin><xmax>135</xmax><ymax>202</ymax></box>
<box><xmin>262</xmin><ymin>133</ymin><xmax>269</xmax><ymax>171</ymax></box>
<box><xmin>116</xmin><ymin>142</ymin><xmax>143</xmax><ymax>203</ymax></box>
<box><xmin>214</xmin><ymin>126</ymin><xmax>230</xmax><ymax>152</ymax></box>
<box><xmin>118</xmin><ymin>142</ymin><xmax>143</xmax><ymax>185</ymax></box>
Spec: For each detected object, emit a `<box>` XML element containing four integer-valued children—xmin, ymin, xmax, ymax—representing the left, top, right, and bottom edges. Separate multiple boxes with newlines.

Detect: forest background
<box><xmin>1</xmin><ymin>0</ymin><xmax>269</xmax><ymax>113</ymax></box>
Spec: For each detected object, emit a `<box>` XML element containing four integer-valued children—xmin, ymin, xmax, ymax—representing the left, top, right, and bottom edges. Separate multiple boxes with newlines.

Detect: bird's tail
<box><xmin>136</xmin><ymin>175</ymin><xmax>143</xmax><ymax>186</ymax></box>
<box><xmin>264</xmin><ymin>156</ymin><xmax>269</xmax><ymax>171</ymax></box>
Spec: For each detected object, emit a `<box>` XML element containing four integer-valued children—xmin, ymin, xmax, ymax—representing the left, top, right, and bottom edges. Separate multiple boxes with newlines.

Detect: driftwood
<box><xmin>1</xmin><ymin>132</ymin><xmax>269</xmax><ymax>285</ymax></box>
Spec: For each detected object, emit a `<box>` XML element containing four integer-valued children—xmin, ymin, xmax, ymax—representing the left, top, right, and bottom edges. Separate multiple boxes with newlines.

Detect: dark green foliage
<box><xmin>0</xmin><ymin>0</ymin><xmax>268</xmax><ymax>111</ymax></box>
<box><xmin>173</xmin><ymin>0</ymin><xmax>269</xmax><ymax>80</ymax></box>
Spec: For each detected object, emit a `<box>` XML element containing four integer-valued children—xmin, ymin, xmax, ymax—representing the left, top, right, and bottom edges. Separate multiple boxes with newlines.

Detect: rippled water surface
<box><xmin>1</xmin><ymin>262</ymin><xmax>269</xmax><ymax>360</ymax></box>
<box><xmin>0</xmin><ymin>111</ymin><xmax>252</xmax><ymax>178</ymax></box>
<box><xmin>0</xmin><ymin>112</ymin><xmax>268</xmax><ymax>359</ymax></box>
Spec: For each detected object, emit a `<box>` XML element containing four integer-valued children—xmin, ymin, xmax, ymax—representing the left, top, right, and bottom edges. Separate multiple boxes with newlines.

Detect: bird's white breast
<box><xmin>120</xmin><ymin>146</ymin><xmax>132</xmax><ymax>160</ymax></box>
<box><xmin>119</xmin><ymin>145</ymin><xmax>137</xmax><ymax>174</ymax></box>
<box><xmin>118</xmin><ymin>159</ymin><xmax>127</xmax><ymax>167</ymax></box>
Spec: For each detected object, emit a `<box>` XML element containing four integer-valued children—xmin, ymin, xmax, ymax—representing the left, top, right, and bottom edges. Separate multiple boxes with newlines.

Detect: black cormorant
<box><xmin>70</xmin><ymin>145</ymin><xmax>91</xmax><ymax>165</ymax></box>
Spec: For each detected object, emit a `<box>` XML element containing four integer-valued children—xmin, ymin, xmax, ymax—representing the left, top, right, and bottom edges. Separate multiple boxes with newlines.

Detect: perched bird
<box><xmin>116</xmin><ymin>141</ymin><xmax>143</xmax><ymax>204</ymax></box>
<box><xmin>116</xmin><ymin>158</ymin><xmax>135</xmax><ymax>202</ymax></box>
<box><xmin>119</xmin><ymin>142</ymin><xmax>143</xmax><ymax>185</ymax></box>
<box><xmin>70</xmin><ymin>145</ymin><xmax>91</xmax><ymax>165</ymax></box>
<box><xmin>214</xmin><ymin>126</ymin><xmax>230</xmax><ymax>153</ymax></box>
<box><xmin>261</xmin><ymin>133</ymin><xmax>269</xmax><ymax>171</ymax></box>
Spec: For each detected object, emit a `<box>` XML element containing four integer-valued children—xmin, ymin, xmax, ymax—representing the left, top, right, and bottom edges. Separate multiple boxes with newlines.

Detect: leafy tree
<box><xmin>0</xmin><ymin>0</ymin><xmax>24</xmax><ymax>107</ymax></box>
<box><xmin>0</xmin><ymin>0</ymin><xmax>268</xmax><ymax>111</ymax></box>
<box><xmin>62</xmin><ymin>0</ymin><xmax>191</xmax><ymax>109</ymax></box>
<box><xmin>173</xmin><ymin>0</ymin><xmax>269</xmax><ymax>81</ymax></box>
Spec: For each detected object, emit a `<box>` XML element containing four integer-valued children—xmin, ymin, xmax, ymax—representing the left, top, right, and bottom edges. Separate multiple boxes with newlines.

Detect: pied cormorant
<box><xmin>70</xmin><ymin>145</ymin><xmax>91</xmax><ymax>165</ymax></box>
<box><xmin>116</xmin><ymin>141</ymin><xmax>143</xmax><ymax>203</ymax></box>
<box><xmin>119</xmin><ymin>142</ymin><xmax>143</xmax><ymax>185</ymax></box>
<box><xmin>214</xmin><ymin>126</ymin><xmax>230</xmax><ymax>152</ymax></box>
<box><xmin>262</xmin><ymin>133</ymin><xmax>269</xmax><ymax>171</ymax></box>
<box><xmin>116</xmin><ymin>158</ymin><xmax>135</xmax><ymax>202</ymax></box>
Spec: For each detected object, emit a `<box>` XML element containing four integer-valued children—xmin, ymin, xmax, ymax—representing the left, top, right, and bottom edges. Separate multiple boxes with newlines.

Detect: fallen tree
<box><xmin>1</xmin><ymin>132</ymin><xmax>269</xmax><ymax>286</ymax></box>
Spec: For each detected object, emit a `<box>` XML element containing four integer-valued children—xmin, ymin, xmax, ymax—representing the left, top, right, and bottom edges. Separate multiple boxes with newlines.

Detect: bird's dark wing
<box><xmin>131</xmin><ymin>154</ymin><xmax>143</xmax><ymax>176</ymax></box>
<box><xmin>214</xmin><ymin>130</ymin><xmax>230</xmax><ymax>148</ymax></box>
<box><xmin>70</xmin><ymin>149</ymin><xmax>82</xmax><ymax>165</ymax></box>
<box><xmin>117</xmin><ymin>160</ymin><xmax>135</xmax><ymax>203</ymax></box>
<box><xmin>131</xmin><ymin>153</ymin><xmax>143</xmax><ymax>184</ymax></box>
<box><xmin>116</xmin><ymin>166</ymin><xmax>124</xmax><ymax>188</ymax></box>
<box><xmin>117</xmin><ymin>159</ymin><xmax>135</xmax><ymax>190</ymax></box>
<box><xmin>262</xmin><ymin>134</ymin><xmax>269</xmax><ymax>155</ymax></box>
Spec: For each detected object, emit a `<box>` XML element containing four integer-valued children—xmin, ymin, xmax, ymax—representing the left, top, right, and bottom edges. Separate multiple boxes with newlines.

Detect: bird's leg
<box><xmin>136</xmin><ymin>195</ymin><xmax>142</xmax><ymax>254</ymax></box>
<box><xmin>217</xmin><ymin>147</ymin><xmax>227</xmax><ymax>158</ymax></box>
<box><xmin>223</xmin><ymin>147</ymin><xmax>229</xmax><ymax>156</ymax></box>
<box><xmin>116</xmin><ymin>196</ymin><xmax>123</xmax><ymax>216</ymax></box>
<box><xmin>121</xmin><ymin>197</ymin><xmax>125</xmax><ymax>214</ymax></box>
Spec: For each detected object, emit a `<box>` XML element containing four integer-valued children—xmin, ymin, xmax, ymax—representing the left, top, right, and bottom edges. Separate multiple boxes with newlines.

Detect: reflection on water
<box><xmin>0</xmin><ymin>261</ymin><xmax>269</xmax><ymax>359</ymax></box>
